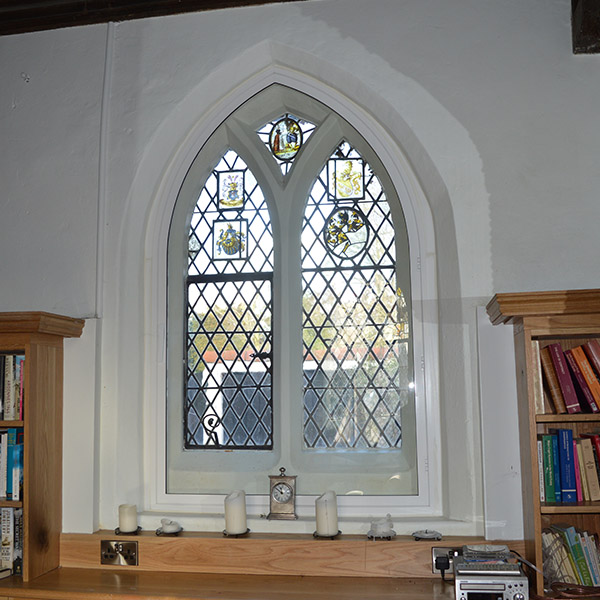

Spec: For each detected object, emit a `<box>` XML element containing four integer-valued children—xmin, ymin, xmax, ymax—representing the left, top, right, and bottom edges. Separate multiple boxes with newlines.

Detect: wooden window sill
<box><xmin>0</xmin><ymin>567</ymin><xmax>456</xmax><ymax>600</ymax></box>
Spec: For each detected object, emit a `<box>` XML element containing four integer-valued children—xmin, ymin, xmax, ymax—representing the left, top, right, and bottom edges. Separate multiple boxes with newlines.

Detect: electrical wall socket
<box><xmin>431</xmin><ymin>547</ymin><xmax>456</xmax><ymax>574</ymax></box>
<box><xmin>101</xmin><ymin>540</ymin><xmax>138</xmax><ymax>566</ymax></box>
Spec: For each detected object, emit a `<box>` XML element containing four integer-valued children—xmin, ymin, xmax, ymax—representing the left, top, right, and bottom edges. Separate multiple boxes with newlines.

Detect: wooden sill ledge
<box><xmin>59</xmin><ymin>531</ymin><xmax>525</xmax><ymax>579</ymax></box>
<box><xmin>0</xmin><ymin>567</ymin><xmax>456</xmax><ymax>600</ymax></box>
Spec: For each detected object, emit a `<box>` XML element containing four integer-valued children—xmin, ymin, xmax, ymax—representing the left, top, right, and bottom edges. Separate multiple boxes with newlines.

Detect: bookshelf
<box><xmin>0</xmin><ymin>312</ymin><xmax>84</xmax><ymax>583</ymax></box>
<box><xmin>487</xmin><ymin>289</ymin><xmax>600</xmax><ymax>594</ymax></box>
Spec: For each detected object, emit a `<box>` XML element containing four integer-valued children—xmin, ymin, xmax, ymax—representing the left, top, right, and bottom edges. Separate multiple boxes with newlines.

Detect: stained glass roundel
<box><xmin>323</xmin><ymin>207</ymin><xmax>369</xmax><ymax>259</ymax></box>
<box><xmin>269</xmin><ymin>117</ymin><xmax>303</xmax><ymax>161</ymax></box>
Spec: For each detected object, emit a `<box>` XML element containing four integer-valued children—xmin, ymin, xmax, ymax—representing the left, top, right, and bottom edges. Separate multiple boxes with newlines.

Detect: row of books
<box><xmin>543</xmin><ymin>524</ymin><xmax>600</xmax><ymax>587</ymax></box>
<box><xmin>0</xmin><ymin>355</ymin><xmax>24</xmax><ymax>421</ymax></box>
<box><xmin>0</xmin><ymin>429</ymin><xmax>23</xmax><ymax>502</ymax></box>
<box><xmin>0</xmin><ymin>507</ymin><xmax>22</xmax><ymax>577</ymax></box>
<box><xmin>537</xmin><ymin>429</ymin><xmax>600</xmax><ymax>503</ymax></box>
<box><xmin>536</xmin><ymin>340</ymin><xmax>600</xmax><ymax>415</ymax></box>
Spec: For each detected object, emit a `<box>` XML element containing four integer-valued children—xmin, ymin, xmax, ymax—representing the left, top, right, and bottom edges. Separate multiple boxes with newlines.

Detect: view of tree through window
<box><xmin>186</xmin><ymin>150</ymin><xmax>274</xmax><ymax>449</ymax></box>
<box><xmin>301</xmin><ymin>142</ymin><xmax>410</xmax><ymax>450</ymax></box>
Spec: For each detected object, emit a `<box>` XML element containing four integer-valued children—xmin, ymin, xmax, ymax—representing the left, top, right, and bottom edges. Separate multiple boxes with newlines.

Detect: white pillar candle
<box><xmin>224</xmin><ymin>490</ymin><xmax>247</xmax><ymax>535</ymax></box>
<box><xmin>315</xmin><ymin>490</ymin><xmax>338</xmax><ymax>536</ymax></box>
<box><xmin>118</xmin><ymin>504</ymin><xmax>138</xmax><ymax>533</ymax></box>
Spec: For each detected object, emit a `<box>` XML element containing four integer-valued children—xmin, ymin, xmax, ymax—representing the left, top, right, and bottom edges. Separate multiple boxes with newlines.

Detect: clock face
<box><xmin>272</xmin><ymin>482</ymin><xmax>293</xmax><ymax>504</ymax></box>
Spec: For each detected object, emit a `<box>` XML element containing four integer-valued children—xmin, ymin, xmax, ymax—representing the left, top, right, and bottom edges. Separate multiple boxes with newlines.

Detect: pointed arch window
<box><xmin>186</xmin><ymin>150</ymin><xmax>274</xmax><ymax>449</ymax></box>
<box><xmin>167</xmin><ymin>85</ymin><xmax>428</xmax><ymax>509</ymax></box>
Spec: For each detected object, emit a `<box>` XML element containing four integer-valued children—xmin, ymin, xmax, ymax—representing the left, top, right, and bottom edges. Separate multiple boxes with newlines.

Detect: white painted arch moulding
<box><xmin>128</xmin><ymin>49</ymin><xmax>444</xmax><ymax>528</ymax></box>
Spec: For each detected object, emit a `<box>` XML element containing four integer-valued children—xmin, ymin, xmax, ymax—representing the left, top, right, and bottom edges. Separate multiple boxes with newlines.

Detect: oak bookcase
<box><xmin>487</xmin><ymin>289</ymin><xmax>600</xmax><ymax>594</ymax></box>
<box><xmin>0</xmin><ymin>312</ymin><xmax>84</xmax><ymax>582</ymax></box>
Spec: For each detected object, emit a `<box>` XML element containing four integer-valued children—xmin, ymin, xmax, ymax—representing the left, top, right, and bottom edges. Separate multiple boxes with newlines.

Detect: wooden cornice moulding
<box><xmin>487</xmin><ymin>289</ymin><xmax>600</xmax><ymax>326</ymax></box>
<box><xmin>60</xmin><ymin>532</ymin><xmax>525</xmax><ymax>579</ymax></box>
<box><xmin>0</xmin><ymin>312</ymin><xmax>85</xmax><ymax>338</ymax></box>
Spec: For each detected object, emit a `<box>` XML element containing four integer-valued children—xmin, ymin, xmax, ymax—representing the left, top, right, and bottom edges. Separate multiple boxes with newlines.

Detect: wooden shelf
<box><xmin>0</xmin><ymin>421</ymin><xmax>23</xmax><ymax>428</ymax></box>
<box><xmin>541</xmin><ymin>502</ymin><xmax>600</xmax><ymax>514</ymax></box>
<box><xmin>487</xmin><ymin>289</ymin><xmax>600</xmax><ymax>594</ymax></box>
<box><xmin>0</xmin><ymin>313</ymin><xmax>84</xmax><ymax>583</ymax></box>
<box><xmin>536</xmin><ymin>413</ymin><xmax>600</xmax><ymax>423</ymax></box>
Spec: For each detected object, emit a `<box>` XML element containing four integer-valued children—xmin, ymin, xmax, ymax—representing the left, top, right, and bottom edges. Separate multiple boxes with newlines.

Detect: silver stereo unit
<box><xmin>454</xmin><ymin>558</ymin><xmax>529</xmax><ymax>600</ymax></box>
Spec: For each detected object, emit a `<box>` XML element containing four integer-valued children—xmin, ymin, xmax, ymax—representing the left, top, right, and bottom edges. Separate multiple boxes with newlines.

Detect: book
<box><xmin>543</xmin><ymin>529</ymin><xmax>579</xmax><ymax>584</ymax></box>
<box><xmin>2</xmin><ymin>357</ymin><xmax>14</xmax><ymax>421</ymax></box>
<box><xmin>578</xmin><ymin>437</ymin><xmax>600</xmax><ymax>502</ymax></box>
<box><xmin>552</xmin><ymin>524</ymin><xmax>594</xmax><ymax>586</ymax></box>
<box><xmin>569</xmin><ymin>346</ymin><xmax>600</xmax><ymax>411</ymax></box>
<box><xmin>6</xmin><ymin>428</ymin><xmax>18</xmax><ymax>500</ymax></box>
<box><xmin>14</xmin><ymin>356</ymin><xmax>24</xmax><ymax>421</ymax></box>
<box><xmin>11</xmin><ymin>443</ymin><xmax>22</xmax><ymax>503</ymax></box>
<box><xmin>551</xmin><ymin>429</ymin><xmax>577</xmax><ymax>502</ymax></box>
<box><xmin>548</xmin><ymin>343</ymin><xmax>581</xmax><ymax>413</ymax></box>
<box><xmin>581</xmin><ymin>531</ymin><xmax>600</xmax><ymax>585</ymax></box>
<box><xmin>552</xmin><ymin>433</ymin><xmax>562</xmax><ymax>502</ymax></box>
<box><xmin>542</xmin><ymin>435</ymin><xmax>557</xmax><ymax>502</ymax></box>
<box><xmin>11</xmin><ymin>443</ymin><xmax>22</xmax><ymax>502</ymax></box>
<box><xmin>540</xmin><ymin>346</ymin><xmax>568</xmax><ymax>413</ymax></box>
<box><xmin>573</xmin><ymin>439</ymin><xmax>583</xmax><ymax>502</ymax></box>
<box><xmin>0</xmin><ymin>356</ymin><xmax>4</xmax><ymax>419</ymax></box>
<box><xmin>575</xmin><ymin>439</ymin><xmax>590</xmax><ymax>501</ymax></box>
<box><xmin>584</xmin><ymin>340</ymin><xmax>600</xmax><ymax>376</ymax></box>
<box><xmin>532</xmin><ymin>341</ymin><xmax>552</xmax><ymax>414</ymax></box>
<box><xmin>0</xmin><ymin>508</ymin><xmax>13</xmax><ymax>571</ymax></box>
<box><xmin>583</xmin><ymin>532</ymin><xmax>600</xmax><ymax>586</ymax></box>
<box><xmin>579</xmin><ymin>437</ymin><xmax>600</xmax><ymax>501</ymax></box>
<box><xmin>564</xmin><ymin>349</ymin><xmax>600</xmax><ymax>412</ymax></box>
<box><xmin>538</xmin><ymin>437</ymin><xmax>546</xmax><ymax>501</ymax></box>
<box><xmin>0</xmin><ymin>431</ymin><xmax>6</xmax><ymax>500</ymax></box>
<box><xmin>12</xmin><ymin>508</ymin><xmax>22</xmax><ymax>576</ymax></box>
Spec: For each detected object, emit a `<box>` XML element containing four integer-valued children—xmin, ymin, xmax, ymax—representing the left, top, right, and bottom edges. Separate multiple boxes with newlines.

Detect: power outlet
<box><xmin>101</xmin><ymin>540</ymin><xmax>138</xmax><ymax>566</ymax></box>
<box><xmin>431</xmin><ymin>547</ymin><xmax>456</xmax><ymax>574</ymax></box>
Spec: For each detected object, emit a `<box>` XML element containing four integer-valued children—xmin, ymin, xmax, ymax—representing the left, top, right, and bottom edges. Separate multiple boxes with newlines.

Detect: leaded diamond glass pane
<box><xmin>301</xmin><ymin>141</ymin><xmax>410</xmax><ymax>450</ymax></box>
<box><xmin>186</xmin><ymin>150</ymin><xmax>273</xmax><ymax>449</ymax></box>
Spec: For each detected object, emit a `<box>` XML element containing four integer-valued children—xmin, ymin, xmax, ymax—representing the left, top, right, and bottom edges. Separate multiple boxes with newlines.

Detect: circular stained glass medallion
<box><xmin>269</xmin><ymin>117</ymin><xmax>303</xmax><ymax>161</ymax></box>
<box><xmin>324</xmin><ymin>207</ymin><xmax>369</xmax><ymax>260</ymax></box>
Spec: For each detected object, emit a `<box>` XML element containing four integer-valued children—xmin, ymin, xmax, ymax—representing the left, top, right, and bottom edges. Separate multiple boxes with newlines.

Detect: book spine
<box><xmin>581</xmin><ymin>532</ymin><xmax>600</xmax><ymax>585</ymax></box>
<box><xmin>556</xmin><ymin>429</ymin><xmax>577</xmax><ymax>502</ymax></box>
<box><xmin>567</xmin><ymin>528</ymin><xmax>594</xmax><ymax>586</ymax></box>
<box><xmin>583</xmin><ymin>339</ymin><xmax>600</xmax><ymax>374</ymax></box>
<box><xmin>0</xmin><ymin>507</ymin><xmax>13</xmax><ymax>571</ymax></box>
<box><xmin>540</xmin><ymin>346</ymin><xmax>568</xmax><ymax>413</ymax></box>
<box><xmin>565</xmin><ymin>349</ymin><xmax>600</xmax><ymax>412</ymax></box>
<box><xmin>552</xmin><ymin>434</ymin><xmax>562</xmax><ymax>502</ymax></box>
<box><xmin>573</xmin><ymin>439</ymin><xmax>583</xmax><ymax>502</ymax></box>
<box><xmin>580</xmin><ymin>437</ymin><xmax>600</xmax><ymax>501</ymax></box>
<box><xmin>548</xmin><ymin>343</ymin><xmax>581</xmax><ymax>413</ymax></box>
<box><xmin>543</xmin><ymin>435</ymin><xmax>556</xmax><ymax>502</ymax></box>
<box><xmin>538</xmin><ymin>438</ymin><xmax>546</xmax><ymax>501</ymax></box>
<box><xmin>532</xmin><ymin>341</ymin><xmax>548</xmax><ymax>413</ymax></box>
<box><xmin>6</xmin><ymin>429</ymin><xmax>16</xmax><ymax>501</ymax></box>
<box><xmin>0</xmin><ymin>356</ymin><xmax>4</xmax><ymax>420</ymax></box>
<box><xmin>17</xmin><ymin>357</ymin><xmax>24</xmax><ymax>421</ymax></box>
<box><xmin>3</xmin><ymin>357</ymin><xmax>13</xmax><ymax>421</ymax></box>
<box><xmin>12</xmin><ymin>508</ymin><xmax>22</xmax><ymax>576</ymax></box>
<box><xmin>571</xmin><ymin>346</ymin><xmax>600</xmax><ymax>410</ymax></box>
<box><xmin>576</xmin><ymin>439</ymin><xmax>591</xmax><ymax>501</ymax></box>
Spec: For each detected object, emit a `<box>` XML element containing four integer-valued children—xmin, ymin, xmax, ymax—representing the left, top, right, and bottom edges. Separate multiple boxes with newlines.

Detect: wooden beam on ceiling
<box><xmin>572</xmin><ymin>0</ymin><xmax>600</xmax><ymax>53</ymax></box>
<box><xmin>0</xmin><ymin>0</ymin><xmax>304</xmax><ymax>36</ymax></box>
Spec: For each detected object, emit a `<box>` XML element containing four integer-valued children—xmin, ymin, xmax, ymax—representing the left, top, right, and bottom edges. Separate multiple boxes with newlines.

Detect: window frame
<box><xmin>145</xmin><ymin>84</ymin><xmax>442</xmax><ymax>527</ymax></box>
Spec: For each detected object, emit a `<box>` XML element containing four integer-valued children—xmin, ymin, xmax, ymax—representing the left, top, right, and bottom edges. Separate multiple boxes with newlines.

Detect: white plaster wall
<box><xmin>1</xmin><ymin>0</ymin><xmax>599</xmax><ymax>535</ymax></box>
